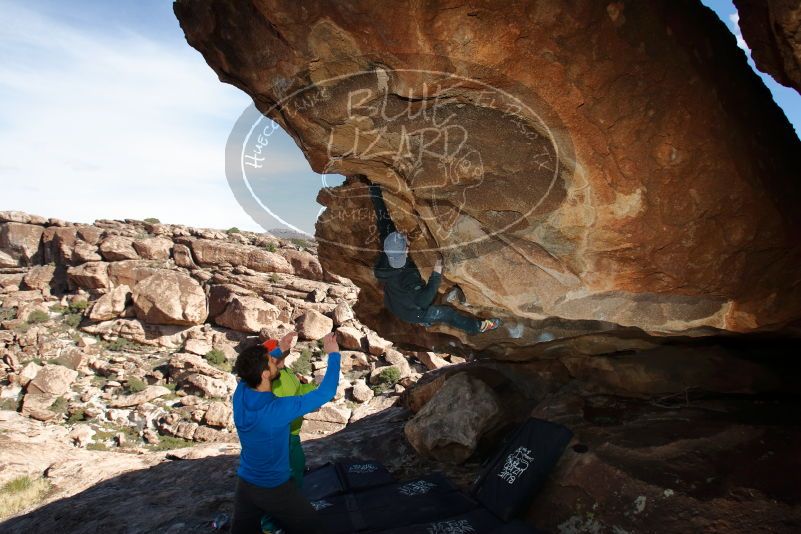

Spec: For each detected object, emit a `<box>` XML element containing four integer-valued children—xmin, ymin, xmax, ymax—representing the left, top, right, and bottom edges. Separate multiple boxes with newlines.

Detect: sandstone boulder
<box><xmin>203</xmin><ymin>401</ymin><xmax>233</xmax><ymax>428</ymax></box>
<box><xmin>306</xmin><ymin>401</ymin><xmax>351</xmax><ymax>425</ymax></box>
<box><xmin>22</xmin><ymin>364</ymin><xmax>79</xmax><ymax>421</ymax></box>
<box><xmin>0</xmin><ymin>250</ymin><xmax>17</xmax><ymax>268</ymax></box>
<box><xmin>68</xmin><ymin>262</ymin><xmax>110</xmax><ymax>290</ymax></box>
<box><xmin>89</xmin><ymin>284</ymin><xmax>131</xmax><ymax>321</ymax></box>
<box><xmin>191</xmin><ymin>238</ymin><xmax>292</xmax><ymax>274</ymax></box>
<box><xmin>107</xmin><ymin>260</ymin><xmax>172</xmax><ymax>289</ymax></box>
<box><xmin>132</xmin><ymin>272</ymin><xmax>208</xmax><ymax>326</ymax></box>
<box><xmin>339</xmin><ymin>350</ymin><xmax>370</xmax><ymax>371</ymax></box>
<box><xmin>183</xmin><ymin>338</ymin><xmax>213</xmax><ymax>356</ymax></box>
<box><xmin>41</xmin><ymin>226</ymin><xmax>77</xmax><ymax>264</ymax></box>
<box><xmin>365</xmin><ymin>331</ymin><xmax>392</xmax><ymax>356</ymax></box>
<box><xmin>22</xmin><ymin>265</ymin><xmax>55</xmax><ymax>292</ymax></box>
<box><xmin>110</xmin><ymin>385</ymin><xmax>171</xmax><ymax>408</ymax></box>
<box><xmin>351</xmin><ymin>379</ymin><xmax>374</xmax><ymax>403</ymax></box>
<box><xmin>72</xmin><ymin>241</ymin><xmax>102</xmax><ymax>263</ymax></box>
<box><xmin>331</xmin><ymin>301</ymin><xmax>354</xmax><ymax>326</ymax></box>
<box><xmin>132</xmin><ymin>237</ymin><xmax>172</xmax><ymax>260</ymax></box>
<box><xmin>18</xmin><ymin>361</ymin><xmax>42</xmax><ymax>387</ymax></box>
<box><xmin>182</xmin><ymin>374</ymin><xmax>230</xmax><ymax>398</ymax></box>
<box><xmin>169</xmin><ymin>352</ymin><xmax>223</xmax><ymax>379</ymax></box>
<box><xmin>336</xmin><ymin>326</ymin><xmax>364</xmax><ymax>350</ymax></box>
<box><xmin>296</xmin><ymin>309</ymin><xmax>333</xmax><ymax>340</ymax></box>
<box><xmin>280</xmin><ymin>248</ymin><xmax>324</xmax><ymax>280</ymax></box>
<box><xmin>416</xmin><ymin>351</ymin><xmax>450</xmax><ymax>371</ymax></box>
<box><xmin>214</xmin><ymin>294</ymin><xmax>280</xmax><ymax>333</ymax></box>
<box><xmin>98</xmin><ymin>236</ymin><xmax>140</xmax><ymax>261</ymax></box>
<box><xmin>207</xmin><ymin>284</ymin><xmax>255</xmax><ymax>319</ymax></box>
<box><xmin>172</xmin><ymin>243</ymin><xmax>197</xmax><ymax>269</ymax></box>
<box><xmin>404</xmin><ymin>372</ymin><xmax>500</xmax><ymax>464</ymax></box>
<box><xmin>0</xmin><ymin>222</ymin><xmax>44</xmax><ymax>265</ymax></box>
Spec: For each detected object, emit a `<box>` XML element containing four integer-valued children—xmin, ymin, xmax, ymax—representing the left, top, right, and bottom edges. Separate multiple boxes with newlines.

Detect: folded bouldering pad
<box><xmin>303</xmin><ymin>459</ymin><xmax>396</xmax><ymax>501</ymax></box>
<box><xmin>310</xmin><ymin>473</ymin><xmax>476</xmax><ymax>533</ymax></box>
<box><xmin>472</xmin><ymin>417</ymin><xmax>573</xmax><ymax>521</ymax></box>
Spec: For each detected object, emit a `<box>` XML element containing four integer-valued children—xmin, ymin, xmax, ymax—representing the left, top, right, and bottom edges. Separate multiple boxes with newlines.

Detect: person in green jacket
<box><xmin>262</xmin><ymin>332</ymin><xmax>317</xmax><ymax>486</ymax></box>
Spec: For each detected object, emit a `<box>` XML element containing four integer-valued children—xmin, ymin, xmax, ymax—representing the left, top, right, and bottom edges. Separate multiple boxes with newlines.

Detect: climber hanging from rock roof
<box><xmin>369</xmin><ymin>183</ymin><xmax>501</xmax><ymax>335</ymax></box>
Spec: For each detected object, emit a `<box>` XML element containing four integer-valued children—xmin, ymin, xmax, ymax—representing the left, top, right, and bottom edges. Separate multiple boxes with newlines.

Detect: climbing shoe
<box><xmin>479</xmin><ymin>318</ymin><xmax>501</xmax><ymax>333</ymax></box>
<box><xmin>444</xmin><ymin>285</ymin><xmax>466</xmax><ymax>305</ymax></box>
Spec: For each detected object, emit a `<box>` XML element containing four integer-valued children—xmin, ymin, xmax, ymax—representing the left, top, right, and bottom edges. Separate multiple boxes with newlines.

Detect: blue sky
<box><xmin>0</xmin><ymin>0</ymin><xmax>798</xmax><ymax>235</ymax></box>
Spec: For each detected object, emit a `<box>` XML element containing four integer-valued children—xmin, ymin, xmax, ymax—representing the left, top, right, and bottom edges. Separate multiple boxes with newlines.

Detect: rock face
<box><xmin>0</xmin><ymin>223</ymin><xmax>44</xmax><ymax>266</ymax></box>
<box><xmin>132</xmin><ymin>272</ymin><xmax>208</xmax><ymax>326</ymax></box>
<box><xmin>191</xmin><ymin>239</ymin><xmax>292</xmax><ymax>274</ymax></box>
<box><xmin>735</xmin><ymin>0</ymin><xmax>801</xmax><ymax>95</ymax></box>
<box><xmin>174</xmin><ymin>0</ymin><xmax>801</xmax><ymax>358</ymax></box>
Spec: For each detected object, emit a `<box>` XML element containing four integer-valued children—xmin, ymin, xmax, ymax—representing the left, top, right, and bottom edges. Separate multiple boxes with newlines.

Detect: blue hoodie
<box><xmin>233</xmin><ymin>352</ymin><xmax>342</xmax><ymax>488</ymax></box>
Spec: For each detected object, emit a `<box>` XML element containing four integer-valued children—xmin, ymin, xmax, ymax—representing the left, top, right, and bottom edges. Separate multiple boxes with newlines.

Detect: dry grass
<box><xmin>0</xmin><ymin>475</ymin><xmax>51</xmax><ymax>519</ymax></box>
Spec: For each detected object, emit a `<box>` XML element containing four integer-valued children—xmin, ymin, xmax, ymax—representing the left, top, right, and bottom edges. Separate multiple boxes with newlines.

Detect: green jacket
<box><xmin>271</xmin><ymin>367</ymin><xmax>318</xmax><ymax>435</ymax></box>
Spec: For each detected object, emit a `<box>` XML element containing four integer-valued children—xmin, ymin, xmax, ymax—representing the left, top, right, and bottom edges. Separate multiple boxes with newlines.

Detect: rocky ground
<box><xmin>0</xmin><ymin>211</ymin><xmax>464</xmax><ymax>524</ymax></box>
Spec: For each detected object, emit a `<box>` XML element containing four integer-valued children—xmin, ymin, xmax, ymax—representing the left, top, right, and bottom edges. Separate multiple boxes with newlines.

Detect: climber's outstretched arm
<box><xmin>368</xmin><ymin>183</ymin><xmax>398</xmax><ymax>244</ymax></box>
<box><xmin>414</xmin><ymin>255</ymin><xmax>443</xmax><ymax>308</ymax></box>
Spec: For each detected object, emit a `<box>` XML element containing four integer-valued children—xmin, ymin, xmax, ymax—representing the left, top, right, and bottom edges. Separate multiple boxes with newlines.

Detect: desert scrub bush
<box><xmin>126</xmin><ymin>377</ymin><xmax>147</xmax><ymax>393</ymax></box>
<box><xmin>226</xmin><ymin>227</ymin><xmax>241</xmax><ymax>234</ymax></box>
<box><xmin>26</xmin><ymin>310</ymin><xmax>49</xmax><ymax>324</ymax></box>
<box><xmin>13</xmin><ymin>322</ymin><xmax>30</xmax><ymax>333</ymax></box>
<box><xmin>68</xmin><ymin>300</ymin><xmax>89</xmax><ymax>314</ymax></box>
<box><xmin>268</xmin><ymin>273</ymin><xmax>281</xmax><ymax>284</ymax></box>
<box><xmin>66</xmin><ymin>408</ymin><xmax>87</xmax><ymax>424</ymax></box>
<box><xmin>204</xmin><ymin>349</ymin><xmax>230</xmax><ymax>372</ymax></box>
<box><xmin>86</xmin><ymin>442</ymin><xmax>108</xmax><ymax>451</ymax></box>
<box><xmin>0</xmin><ymin>475</ymin><xmax>51</xmax><ymax>519</ymax></box>
<box><xmin>49</xmin><ymin>396</ymin><xmax>69</xmax><ymax>414</ymax></box>
<box><xmin>90</xmin><ymin>375</ymin><xmax>107</xmax><ymax>387</ymax></box>
<box><xmin>148</xmin><ymin>435</ymin><xmax>192</xmax><ymax>452</ymax></box>
<box><xmin>143</xmin><ymin>217</ymin><xmax>160</xmax><ymax>224</ymax></box>
<box><xmin>265</xmin><ymin>242</ymin><xmax>277</xmax><ymax>253</ymax></box>
<box><xmin>0</xmin><ymin>397</ymin><xmax>20</xmax><ymax>412</ymax></box>
<box><xmin>64</xmin><ymin>313</ymin><xmax>82</xmax><ymax>328</ymax></box>
<box><xmin>49</xmin><ymin>303</ymin><xmax>67</xmax><ymax>314</ymax></box>
<box><xmin>377</xmin><ymin>366</ymin><xmax>401</xmax><ymax>386</ymax></box>
<box><xmin>292</xmin><ymin>348</ymin><xmax>313</xmax><ymax>377</ymax></box>
<box><xmin>0</xmin><ymin>307</ymin><xmax>16</xmax><ymax>321</ymax></box>
<box><xmin>290</xmin><ymin>238</ymin><xmax>310</xmax><ymax>250</ymax></box>
<box><xmin>104</xmin><ymin>337</ymin><xmax>146</xmax><ymax>352</ymax></box>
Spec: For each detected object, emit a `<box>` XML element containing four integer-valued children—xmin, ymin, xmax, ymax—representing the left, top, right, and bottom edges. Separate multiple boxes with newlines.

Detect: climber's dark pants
<box><xmin>421</xmin><ymin>305</ymin><xmax>482</xmax><ymax>334</ymax></box>
<box><xmin>230</xmin><ymin>476</ymin><xmax>323</xmax><ymax>534</ymax></box>
<box><xmin>369</xmin><ymin>184</ymin><xmax>397</xmax><ymax>244</ymax></box>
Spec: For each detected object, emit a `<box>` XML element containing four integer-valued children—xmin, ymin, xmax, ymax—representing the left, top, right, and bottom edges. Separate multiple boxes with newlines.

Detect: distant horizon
<box><xmin>2</xmin><ymin>208</ymin><xmax>318</xmax><ymax>240</ymax></box>
<box><xmin>1</xmin><ymin>0</ymin><xmax>799</xmax><ymax>236</ymax></box>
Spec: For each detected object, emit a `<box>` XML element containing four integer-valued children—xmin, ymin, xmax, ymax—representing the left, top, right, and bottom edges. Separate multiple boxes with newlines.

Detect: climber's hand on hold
<box><xmin>279</xmin><ymin>331</ymin><xmax>298</xmax><ymax>353</ymax></box>
<box><xmin>433</xmin><ymin>254</ymin><xmax>443</xmax><ymax>274</ymax></box>
<box><xmin>322</xmin><ymin>332</ymin><xmax>339</xmax><ymax>354</ymax></box>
